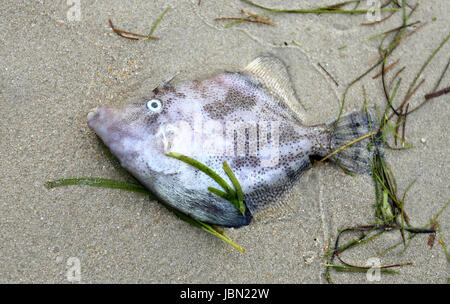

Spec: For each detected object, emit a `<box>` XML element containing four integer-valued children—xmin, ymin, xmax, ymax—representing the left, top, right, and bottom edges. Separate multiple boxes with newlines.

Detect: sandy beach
<box><xmin>0</xmin><ymin>0</ymin><xmax>448</xmax><ymax>283</ymax></box>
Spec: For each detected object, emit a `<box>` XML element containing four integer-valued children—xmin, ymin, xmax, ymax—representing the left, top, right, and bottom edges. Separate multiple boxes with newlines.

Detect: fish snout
<box><xmin>87</xmin><ymin>106</ymin><xmax>113</xmax><ymax>127</ymax></box>
<box><xmin>87</xmin><ymin>107</ymin><xmax>99</xmax><ymax>126</ymax></box>
<box><xmin>87</xmin><ymin>106</ymin><xmax>120</xmax><ymax>143</ymax></box>
<box><xmin>87</xmin><ymin>106</ymin><xmax>123</xmax><ymax>131</ymax></box>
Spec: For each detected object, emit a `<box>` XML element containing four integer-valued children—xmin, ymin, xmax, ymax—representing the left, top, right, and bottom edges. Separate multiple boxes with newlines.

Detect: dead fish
<box><xmin>87</xmin><ymin>55</ymin><xmax>382</xmax><ymax>228</ymax></box>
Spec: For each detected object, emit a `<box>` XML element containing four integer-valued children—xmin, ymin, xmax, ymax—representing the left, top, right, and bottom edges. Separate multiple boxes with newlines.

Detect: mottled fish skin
<box><xmin>87</xmin><ymin>55</ymin><xmax>382</xmax><ymax>228</ymax></box>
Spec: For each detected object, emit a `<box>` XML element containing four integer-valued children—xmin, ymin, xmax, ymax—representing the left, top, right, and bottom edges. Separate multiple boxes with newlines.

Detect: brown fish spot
<box><xmin>203</xmin><ymin>87</ymin><xmax>257</xmax><ymax>120</ymax></box>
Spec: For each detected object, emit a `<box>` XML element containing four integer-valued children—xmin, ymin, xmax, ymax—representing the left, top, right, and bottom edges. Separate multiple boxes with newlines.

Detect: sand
<box><xmin>0</xmin><ymin>0</ymin><xmax>448</xmax><ymax>283</ymax></box>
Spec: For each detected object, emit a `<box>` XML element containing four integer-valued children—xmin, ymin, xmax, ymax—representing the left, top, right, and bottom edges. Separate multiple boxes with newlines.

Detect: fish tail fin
<box><xmin>326</xmin><ymin>107</ymin><xmax>384</xmax><ymax>174</ymax></box>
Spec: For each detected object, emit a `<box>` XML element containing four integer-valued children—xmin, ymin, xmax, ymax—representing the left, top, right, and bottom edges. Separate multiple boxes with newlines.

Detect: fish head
<box><xmin>87</xmin><ymin>89</ymin><xmax>196</xmax><ymax>175</ymax></box>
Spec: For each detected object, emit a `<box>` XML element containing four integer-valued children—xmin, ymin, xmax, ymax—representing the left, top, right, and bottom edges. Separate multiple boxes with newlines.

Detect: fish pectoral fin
<box><xmin>243</xmin><ymin>55</ymin><xmax>305</xmax><ymax>122</ymax></box>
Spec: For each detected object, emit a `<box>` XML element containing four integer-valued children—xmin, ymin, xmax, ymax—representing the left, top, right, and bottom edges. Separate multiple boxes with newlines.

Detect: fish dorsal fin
<box><xmin>243</xmin><ymin>55</ymin><xmax>305</xmax><ymax>122</ymax></box>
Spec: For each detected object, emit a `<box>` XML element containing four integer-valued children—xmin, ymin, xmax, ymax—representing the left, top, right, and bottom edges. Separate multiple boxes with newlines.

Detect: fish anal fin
<box><xmin>244</xmin><ymin>156</ymin><xmax>312</xmax><ymax>223</ymax></box>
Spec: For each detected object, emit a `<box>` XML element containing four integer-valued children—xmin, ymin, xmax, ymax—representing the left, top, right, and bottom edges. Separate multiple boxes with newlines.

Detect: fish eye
<box><xmin>146</xmin><ymin>99</ymin><xmax>163</xmax><ymax>113</ymax></box>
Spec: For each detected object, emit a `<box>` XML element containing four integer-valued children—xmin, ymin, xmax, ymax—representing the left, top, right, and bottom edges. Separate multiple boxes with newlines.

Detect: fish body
<box><xmin>88</xmin><ymin>56</ymin><xmax>382</xmax><ymax>227</ymax></box>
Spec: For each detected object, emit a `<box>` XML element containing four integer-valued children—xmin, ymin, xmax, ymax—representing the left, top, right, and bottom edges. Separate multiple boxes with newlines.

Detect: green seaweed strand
<box><xmin>242</xmin><ymin>0</ymin><xmax>399</xmax><ymax>14</ymax></box>
<box><xmin>45</xmin><ymin>176</ymin><xmax>246</xmax><ymax>254</ymax></box>
<box><xmin>166</xmin><ymin>152</ymin><xmax>246</xmax><ymax>215</ymax></box>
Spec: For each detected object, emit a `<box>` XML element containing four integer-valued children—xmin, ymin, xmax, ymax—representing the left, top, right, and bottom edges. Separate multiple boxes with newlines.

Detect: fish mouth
<box><xmin>86</xmin><ymin>106</ymin><xmax>142</xmax><ymax>159</ymax></box>
<box><xmin>87</xmin><ymin>106</ymin><xmax>113</xmax><ymax>132</ymax></box>
<box><xmin>86</xmin><ymin>106</ymin><xmax>115</xmax><ymax>142</ymax></box>
<box><xmin>87</xmin><ymin>107</ymin><xmax>99</xmax><ymax>125</ymax></box>
<box><xmin>87</xmin><ymin>105</ymin><xmax>128</xmax><ymax>161</ymax></box>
